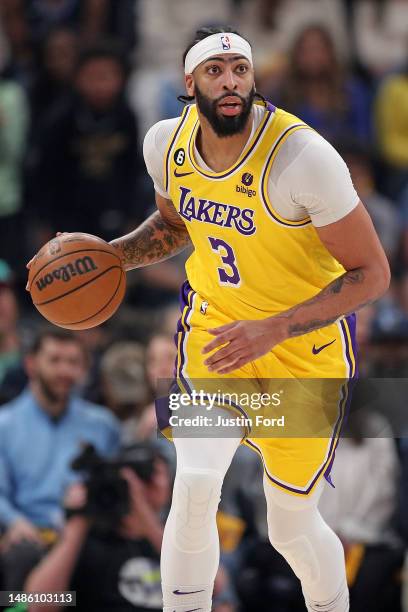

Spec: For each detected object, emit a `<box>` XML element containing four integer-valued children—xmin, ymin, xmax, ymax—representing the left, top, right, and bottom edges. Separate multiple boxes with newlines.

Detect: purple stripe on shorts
<box><xmin>323</xmin><ymin>314</ymin><xmax>358</xmax><ymax>485</ymax></box>
<box><xmin>345</xmin><ymin>312</ymin><xmax>358</xmax><ymax>378</ymax></box>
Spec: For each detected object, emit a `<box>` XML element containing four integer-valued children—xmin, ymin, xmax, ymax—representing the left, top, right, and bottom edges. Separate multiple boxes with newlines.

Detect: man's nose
<box><xmin>222</xmin><ymin>67</ymin><xmax>238</xmax><ymax>90</ymax></box>
<box><xmin>58</xmin><ymin>362</ymin><xmax>77</xmax><ymax>380</ymax></box>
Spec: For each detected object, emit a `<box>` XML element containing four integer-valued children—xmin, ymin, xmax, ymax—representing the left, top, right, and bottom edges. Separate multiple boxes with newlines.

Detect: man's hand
<box><xmin>25</xmin><ymin>232</ymin><xmax>69</xmax><ymax>291</ymax></box>
<box><xmin>118</xmin><ymin>468</ymin><xmax>164</xmax><ymax>552</ymax></box>
<box><xmin>63</xmin><ymin>482</ymin><xmax>87</xmax><ymax>512</ymax></box>
<box><xmin>202</xmin><ymin>319</ymin><xmax>287</xmax><ymax>374</ymax></box>
<box><xmin>1</xmin><ymin>518</ymin><xmax>43</xmax><ymax>552</ymax></box>
<box><xmin>119</xmin><ymin>468</ymin><xmax>156</xmax><ymax>540</ymax></box>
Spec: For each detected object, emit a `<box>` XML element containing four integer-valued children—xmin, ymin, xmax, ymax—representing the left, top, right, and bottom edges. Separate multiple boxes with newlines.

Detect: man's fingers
<box><xmin>207</xmin><ymin>322</ymin><xmax>237</xmax><ymax>336</ymax></box>
<box><xmin>218</xmin><ymin>355</ymin><xmax>251</xmax><ymax>374</ymax></box>
<box><xmin>204</xmin><ymin>344</ymin><xmax>242</xmax><ymax>369</ymax></box>
<box><xmin>207</xmin><ymin>351</ymin><xmax>248</xmax><ymax>374</ymax></box>
<box><xmin>202</xmin><ymin>329</ymin><xmax>237</xmax><ymax>354</ymax></box>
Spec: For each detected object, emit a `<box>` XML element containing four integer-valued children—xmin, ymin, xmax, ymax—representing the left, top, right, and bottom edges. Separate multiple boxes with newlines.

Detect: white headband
<box><xmin>184</xmin><ymin>33</ymin><xmax>253</xmax><ymax>75</ymax></box>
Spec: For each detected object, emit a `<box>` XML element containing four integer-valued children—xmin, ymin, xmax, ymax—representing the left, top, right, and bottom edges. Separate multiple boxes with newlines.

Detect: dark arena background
<box><xmin>0</xmin><ymin>1</ymin><xmax>407</xmax><ymax>611</ymax></box>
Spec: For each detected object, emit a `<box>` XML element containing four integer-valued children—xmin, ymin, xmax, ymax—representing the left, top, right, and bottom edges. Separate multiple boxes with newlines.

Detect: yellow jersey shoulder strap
<box><xmin>163</xmin><ymin>105</ymin><xmax>194</xmax><ymax>195</ymax></box>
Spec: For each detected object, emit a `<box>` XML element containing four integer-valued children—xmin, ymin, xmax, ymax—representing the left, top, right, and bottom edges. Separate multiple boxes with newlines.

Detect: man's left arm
<box><xmin>277</xmin><ymin>201</ymin><xmax>390</xmax><ymax>335</ymax></box>
<box><xmin>203</xmin><ymin>202</ymin><xmax>390</xmax><ymax>373</ymax></box>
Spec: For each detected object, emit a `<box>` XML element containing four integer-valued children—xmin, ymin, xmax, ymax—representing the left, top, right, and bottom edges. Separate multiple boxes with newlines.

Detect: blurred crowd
<box><xmin>0</xmin><ymin>0</ymin><xmax>407</xmax><ymax>611</ymax></box>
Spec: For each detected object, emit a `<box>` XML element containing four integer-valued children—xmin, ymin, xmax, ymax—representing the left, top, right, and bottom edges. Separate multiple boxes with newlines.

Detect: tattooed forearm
<box><xmin>110</xmin><ymin>211</ymin><xmax>191</xmax><ymax>270</ymax></box>
<box><xmin>274</xmin><ymin>268</ymin><xmax>377</xmax><ymax>338</ymax></box>
<box><xmin>288</xmin><ymin>315</ymin><xmax>340</xmax><ymax>336</ymax></box>
<box><xmin>320</xmin><ymin>268</ymin><xmax>365</xmax><ymax>296</ymax></box>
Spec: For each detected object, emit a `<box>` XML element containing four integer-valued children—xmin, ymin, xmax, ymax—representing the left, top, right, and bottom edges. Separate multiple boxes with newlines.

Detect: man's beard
<box><xmin>37</xmin><ymin>372</ymin><xmax>69</xmax><ymax>405</ymax></box>
<box><xmin>195</xmin><ymin>85</ymin><xmax>255</xmax><ymax>137</ymax></box>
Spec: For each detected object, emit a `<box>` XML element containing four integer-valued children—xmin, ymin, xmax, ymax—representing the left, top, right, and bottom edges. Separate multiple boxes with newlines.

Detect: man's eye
<box><xmin>208</xmin><ymin>66</ymin><xmax>220</xmax><ymax>74</ymax></box>
<box><xmin>237</xmin><ymin>64</ymin><xmax>248</xmax><ymax>73</ymax></box>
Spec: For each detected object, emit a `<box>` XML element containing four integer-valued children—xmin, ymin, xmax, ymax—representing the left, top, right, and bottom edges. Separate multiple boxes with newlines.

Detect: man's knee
<box><xmin>267</xmin><ymin>530</ymin><xmax>321</xmax><ymax>585</ymax></box>
<box><xmin>264</xmin><ymin>487</ymin><xmax>323</xmax><ymax>585</ymax></box>
<box><xmin>172</xmin><ymin>468</ymin><xmax>223</xmax><ymax>553</ymax></box>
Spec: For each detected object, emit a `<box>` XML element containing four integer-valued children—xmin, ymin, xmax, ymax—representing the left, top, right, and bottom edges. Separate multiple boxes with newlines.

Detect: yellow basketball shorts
<box><xmin>168</xmin><ymin>280</ymin><xmax>357</xmax><ymax>497</ymax></box>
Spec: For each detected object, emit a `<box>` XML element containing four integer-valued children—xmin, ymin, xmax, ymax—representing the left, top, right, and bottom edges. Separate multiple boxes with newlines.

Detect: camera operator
<box><xmin>25</xmin><ymin>444</ymin><xmax>169</xmax><ymax>612</ymax></box>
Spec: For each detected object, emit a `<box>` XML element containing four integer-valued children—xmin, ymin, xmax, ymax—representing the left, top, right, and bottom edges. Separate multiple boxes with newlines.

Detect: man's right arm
<box><xmin>110</xmin><ymin>193</ymin><xmax>191</xmax><ymax>271</ymax></box>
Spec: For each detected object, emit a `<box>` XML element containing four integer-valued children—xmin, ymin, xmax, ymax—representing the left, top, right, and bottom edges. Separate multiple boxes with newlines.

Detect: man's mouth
<box><xmin>218</xmin><ymin>96</ymin><xmax>243</xmax><ymax>116</ymax></box>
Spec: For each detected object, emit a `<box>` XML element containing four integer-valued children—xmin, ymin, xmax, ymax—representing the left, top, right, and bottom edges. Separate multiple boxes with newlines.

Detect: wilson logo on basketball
<box><xmin>36</xmin><ymin>256</ymin><xmax>98</xmax><ymax>291</ymax></box>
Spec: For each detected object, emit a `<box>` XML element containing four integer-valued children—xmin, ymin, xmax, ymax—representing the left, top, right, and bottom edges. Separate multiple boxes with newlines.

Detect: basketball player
<box><xmin>111</xmin><ymin>27</ymin><xmax>389</xmax><ymax>611</ymax></box>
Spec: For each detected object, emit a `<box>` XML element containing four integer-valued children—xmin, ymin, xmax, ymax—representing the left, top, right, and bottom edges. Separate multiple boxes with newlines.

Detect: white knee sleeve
<box><xmin>270</xmin><ymin>533</ymin><xmax>321</xmax><ymax>585</ymax></box>
<box><xmin>173</xmin><ymin>467</ymin><xmax>223</xmax><ymax>553</ymax></box>
<box><xmin>264</xmin><ymin>476</ymin><xmax>348</xmax><ymax>607</ymax></box>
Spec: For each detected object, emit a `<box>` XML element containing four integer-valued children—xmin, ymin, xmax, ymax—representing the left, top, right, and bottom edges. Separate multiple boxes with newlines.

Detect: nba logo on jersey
<box><xmin>220</xmin><ymin>35</ymin><xmax>231</xmax><ymax>50</ymax></box>
<box><xmin>200</xmin><ymin>301</ymin><xmax>208</xmax><ymax>315</ymax></box>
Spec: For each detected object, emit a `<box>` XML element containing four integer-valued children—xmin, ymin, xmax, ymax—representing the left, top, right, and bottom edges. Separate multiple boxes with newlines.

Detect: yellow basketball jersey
<box><xmin>165</xmin><ymin>103</ymin><xmax>345</xmax><ymax>320</ymax></box>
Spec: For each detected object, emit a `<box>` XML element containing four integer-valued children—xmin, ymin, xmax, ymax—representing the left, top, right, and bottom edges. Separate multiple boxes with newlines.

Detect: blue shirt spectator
<box><xmin>0</xmin><ymin>327</ymin><xmax>121</xmax><ymax>592</ymax></box>
<box><xmin>0</xmin><ymin>389</ymin><xmax>120</xmax><ymax>529</ymax></box>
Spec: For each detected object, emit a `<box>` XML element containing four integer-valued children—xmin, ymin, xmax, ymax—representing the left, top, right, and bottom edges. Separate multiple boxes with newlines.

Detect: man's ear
<box><xmin>185</xmin><ymin>74</ymin><xmax>194</xmax><ymax>97</ymax></box>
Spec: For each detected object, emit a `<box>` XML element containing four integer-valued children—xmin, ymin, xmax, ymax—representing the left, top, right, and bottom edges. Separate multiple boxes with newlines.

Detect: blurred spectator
<box><xmin>0</xmin><ymin>66</ymin><xmax>29</xmax><ymax>271</ymax></box>
<box><xmin>99</xmin><ymin>341</ymin><xmax>150</xmax><ymax>441</ymax></box>
<box><xmin>128</xmin><ymin>333</ymin><xmax>176</xmax><ymax>446</ymax></box>
<box><xmin>27</xmin><ymin>41</ymin><xmax>145</xmax><ymax>249</ymax></box>
<box><xmin>375</xmin><ymin>66</ymin><xmax>408</xmax><ymax>198</ymax></box>
<box><xmin>233</xmin><ymin>0</ymin><xmax>349</xmax><ymax>66</ymax></box>
<box><xmin>319</xmin><ymin>411</ymin><xmax>404</xmax><ymax>611</ymax></box>
<box><xmin>146</xmin><ymin>333</ymin><xmax>176</xmax><ymax>391</ymax></box>
<box><xmin>0</xmin><ymin>327</ymin><xmax>120</xmax><ymax>590</ymax></box>
<box><xmin>337</xmin><ymin>140</ymin><xmax>400</xmax><ymax>265</ymax></box>
<box><xmin>0</xmin><ymin>261</ymin><xmax>20</xmax><ymax>389</ymax></box>
<box><xmin>25</xmin><ymin>443</ymin><xmax>170</xmax><ymax>612</ymax></box>
<box><xmin>400</xmin><ymin>186</ymin><xmax>408</xmax><ymax>313</ymax></box>
<box><xmin>352</xmin><ymin>0</ymin><xmax>408</xmax><ymax>78</ymax></box>
<box><xmin>3</xmin><ymin>0</ymin><xmax>137</xmax><ymax>50</ymax></box>
<box><xmin>0</xmin><ymin>0</ymin><xmax>36</xmax><ymax>89</ymax></box>
<box><xmin>28</xmin><ymin>26</ymin><xmax>78</xmax><ymax>137</ymax></box>
<box><xmin>277</xmin><ymin>24</ymin><xmax>372</xmax><ymax>143</ymax></box>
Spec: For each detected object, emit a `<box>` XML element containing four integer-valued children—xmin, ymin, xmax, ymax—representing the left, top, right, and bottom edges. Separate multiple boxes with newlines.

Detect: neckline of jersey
<box><xmin>187</xmin><ymin>104</ymin><xmax>275</xmax><ymax>180</ymax></box>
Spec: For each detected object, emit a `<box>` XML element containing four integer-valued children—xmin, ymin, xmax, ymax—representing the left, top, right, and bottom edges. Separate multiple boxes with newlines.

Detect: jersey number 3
<box><xmin>208</xmin><ymin>237</ymin><xmax>241</xmax><ymax>287</ymax></box>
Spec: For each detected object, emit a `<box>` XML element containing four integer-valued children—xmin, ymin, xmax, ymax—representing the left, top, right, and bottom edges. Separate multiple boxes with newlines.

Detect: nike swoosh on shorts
<box><xmin>312</xmin><ymin>339</ymin><xmax>336</xmax><ymax>355</ymax></box>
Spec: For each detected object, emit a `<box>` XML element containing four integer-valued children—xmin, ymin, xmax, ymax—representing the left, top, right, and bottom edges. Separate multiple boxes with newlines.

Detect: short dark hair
<box><xmin>76</xmin><ymin>40</ymin><xmax>128</xmax><ymax>76</ymax></box>
<box><xmin>182</xmin><ymin>26</ymin><xmax>248</xmax><ymax>65</ymax></box>
<box><xmin>29</xmin><ymin>327</ymin><xmax>86</xmax><ymax>357</ymax></box>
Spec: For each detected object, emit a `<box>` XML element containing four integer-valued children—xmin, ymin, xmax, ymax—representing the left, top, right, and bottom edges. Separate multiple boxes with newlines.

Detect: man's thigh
<box><xmin>1</xmin><ymin>539</ymin><xmax>47</xmax><ymax>591</ymax></box>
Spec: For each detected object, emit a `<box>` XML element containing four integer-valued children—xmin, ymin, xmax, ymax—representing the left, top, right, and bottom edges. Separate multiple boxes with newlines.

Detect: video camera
<box><xmin>69</xmin><ymin>443</ymin><xmax>158</xmax><ymax>530</ymax></box>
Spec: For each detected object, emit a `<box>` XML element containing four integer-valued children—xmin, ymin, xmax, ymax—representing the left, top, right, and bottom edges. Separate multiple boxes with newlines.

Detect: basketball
<box><xmin>28</xmin><ymin>233</ymin><xmax>126</xmax><ymax>330</ymax></box>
